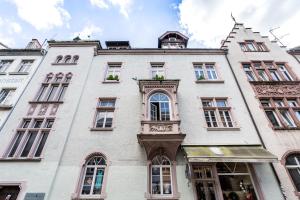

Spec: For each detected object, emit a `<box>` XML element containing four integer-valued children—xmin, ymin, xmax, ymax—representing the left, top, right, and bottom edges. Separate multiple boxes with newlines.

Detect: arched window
<box><xmin>286</xmin><ymin>153</ymin><xmax>300</xmax><ymax>191</ymax></box>
<box><xmin>55</xmin><ymin>55</ymin><xmax>63</xmax><ymax>63</ymax></box>
<box><xmin>81</xmin><ymin>155</ymin><xmax>107</xmax><ymax>196</ymax></box>
<box><xmin>72</xmin><ymin>55</ymin><xmax>79</xmax><ymax>63</ymax></box>
<box><xmin>64</xmin><ymin>55</ymin><xmax>71</xmax><ymax>63</ymax></box>
<box><xmin>149</xmin><ymin>93</ymin><xmax>171</xmax><ymax>121</ymax></box>
<box><xmin>151</xmin><ymin>155</ymin><xmax>172</xmax><ymax>195</ymax></box>
<box><xmin>45</xmin><ymin>73</ymin><xmax>54</xmax><ymax>82</ymax></box>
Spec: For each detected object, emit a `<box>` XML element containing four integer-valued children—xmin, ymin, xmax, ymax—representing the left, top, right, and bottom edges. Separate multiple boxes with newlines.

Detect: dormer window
<box><xmin>158</xmin><ymin>31</ymin><xmax>188</xmax><ymax>49</ymax></box>
<box><xmin>149</xmin><ymin>93</ymin><xmax>171</xmax><ymax>121</ymax></box>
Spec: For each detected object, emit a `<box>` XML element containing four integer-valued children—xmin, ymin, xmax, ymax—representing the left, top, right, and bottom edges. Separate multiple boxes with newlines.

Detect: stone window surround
<box><xmin>281</xmin><ymin>150</ymin><xmax>300</xmax><ymax>197</ymax></box>
<box><xmin>90</xmin><ymin>97</ymin><xmax>116</xmax><ymax>131</ymax></box>
<box><xmin>52</xmin><ymin>55</ymin><xmax>79</xmax><ymax>65</ymax></box>
<box><xmin>238</xmin><ymin>40</ymin><xmax>269</xmax><ymax>52</ymax></box>
<box><xmin>193</xmin><ymin>62</ymin><xmax>224</xmax><ymax>83</ymax></box>
<box><xmin>200</xmin><ymin>97</ymin><xmax>240</xmax><ymax>131</ymax></box>
<box><xmin>259</xmin><ymin>97</ymin><xmax>300</xmax><ymax>130</ymax></box>
<box><xmin>240</xmin><ymin>61</ymin><xmax>298</xmax><ymax>82</ymax></box>
<box><xmin>71</xmin><ymin>152</ymin><xmax>109</xmax><ymax>200</ymax></box>
<box><xmin>150</xmin><ymin>62</ymin><xmax>166</xmax><ymax>80</ymax></box>
<box><xmin>189</xmin><ymin>163</ymin><xmax>264</xmax><ymax>200</ymax></box>
<box><xmin>103</xmin><ymin>62</ymin><xmax>122</xmax><ymax>83</ymax></box>
<box><xmin>0</xmin><ymin>181</ymin><xmax>26</xmax><ymax>200</ymax></box>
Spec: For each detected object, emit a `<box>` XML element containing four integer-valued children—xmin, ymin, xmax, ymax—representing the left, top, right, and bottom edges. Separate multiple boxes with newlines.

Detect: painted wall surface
<box><xmin>0</xmin><ymin>54</ymin><xmax>42</xmax><ymax>128</ymax></box>
<box><xmin>48</xmin><ymin>52</ymin><xmax>282</xmax><ymax>199</ymax></box>
<box><xmin>225</xmin><ymin>23</ymin><xmax>300</xmax><ymax>200</ymax></box>
<box><xmin>0</xmin><ymin>45</ymin><xmax>96</xmax><ymax>200</ymax></box>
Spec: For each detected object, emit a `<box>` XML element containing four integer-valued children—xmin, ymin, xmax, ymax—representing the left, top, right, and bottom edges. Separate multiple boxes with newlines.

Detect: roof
<box><xmin>48</xmin><ymin>40</ymin><xmax>102</xmax><ymax>49</ymax></box>
<box><xmin>158</xmin><ymin>31</ymin><xmax>189</xmax><ymax>48</ymax></box>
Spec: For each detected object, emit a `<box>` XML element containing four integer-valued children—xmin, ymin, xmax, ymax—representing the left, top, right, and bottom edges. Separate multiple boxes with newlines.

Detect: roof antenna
<box><xmin>269</xmin><ymin>27</ymin><xmax>288</xmax><ymax>47</ymax></box>
<box><xmin>231</xmin><ymin>12</ymin><xmax>237</xmax><ymax>24</ymax></box>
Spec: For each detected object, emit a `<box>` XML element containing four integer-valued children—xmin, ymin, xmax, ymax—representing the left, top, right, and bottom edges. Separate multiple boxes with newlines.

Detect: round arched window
<box><xmin>81</xmin><ymin>155</ymin><xmax>107</xmax><ymax>196</ymax></box>
<box><xmin>151</xmin><ymin>155</ymin><xmax>172</xmax><ymax>195</ymax></box>
<box><xmin>149</xmin><ymin>93</ymin><xmax>171</xmax><ymax>121</ymax></box>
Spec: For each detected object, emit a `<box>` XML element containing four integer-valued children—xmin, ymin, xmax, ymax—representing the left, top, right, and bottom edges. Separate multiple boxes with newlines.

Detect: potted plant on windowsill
<box><xmin>197</xmin><ymin>75</ymin><xmax>205</xmax><ymax>80</ymax></box>
<box><xmin>106</xmin><ymin>75</ymin><xmax>119</xmax><ymax>81</ymax></box>
<box><xmin>153</xmin><ymin>74</ymin><xmax>164</xmax><ymax>80</ymax></box>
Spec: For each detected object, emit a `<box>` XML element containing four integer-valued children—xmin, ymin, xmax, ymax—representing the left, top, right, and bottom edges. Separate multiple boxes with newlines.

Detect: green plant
<box><xmin>153</xmin><ymin>74</ymin><xmax>164</xmax><ymax>80</ymax></box>
<box><xmin>197</xmin><ymin>75</ymin><xmax>205</xmax><ymax>80</ymax></box>
<box><xmin>106</xmin><ymin>74</ymin><xmax>119</xmax><ymax>81</ymax></box>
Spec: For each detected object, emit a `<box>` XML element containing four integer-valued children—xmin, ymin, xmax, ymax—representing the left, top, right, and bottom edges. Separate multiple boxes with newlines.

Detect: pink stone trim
<box><xmin>0</xmin><ymin>181</ymin><xmax>26</xmax><ymax>200</ymax></box>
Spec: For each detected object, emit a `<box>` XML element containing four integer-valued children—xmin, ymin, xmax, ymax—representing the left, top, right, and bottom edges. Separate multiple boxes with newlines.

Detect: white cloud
<box><xmin>10</xmin><ymin>0</ymin><xmax>71</xmax><ymax>30</ymax></box>
<box><xmin>72</xmin><ymin>23</ymin><xmax>102</xmax><ymax>40</ymax></box>
<box><xmin>90</xmin><ymin>0</ymin><xmax>133</xmax><ymax>18</ymax></box>
<box><xmin>178</xmin><ymin>0</ymin><xmax>300</xmax><ymax>48</ymax></box>
<box><xmin>0</xmin><ymin>17</ymin><xmax>23</xmax><ymax>47</ymax></box>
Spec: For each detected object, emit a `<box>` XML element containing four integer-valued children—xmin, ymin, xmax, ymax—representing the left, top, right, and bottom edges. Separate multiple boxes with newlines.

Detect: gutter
<box><xmin>224</xmin><ymin>52</ymin><xmax>286</xmax><ymax>199</ymax></box>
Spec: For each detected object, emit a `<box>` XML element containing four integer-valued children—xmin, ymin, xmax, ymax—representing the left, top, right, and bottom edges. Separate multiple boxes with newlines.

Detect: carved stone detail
<box><xmin>253</xmin><ymin>84</ymin><xmax>300</xmax><ymax>97</ymax></box>
<box><xmin>150</xmin><ymin>124</ymin><xmax>173</xmax><ymax>132</ymax></box>
<box><xmin>38</xmin><ymin>104</ymin><xmax>49</xmax><ymax>116</ymax></box>
<box><xmin>50</xmin><ymin>104</ymin><xmax>59</xmax><ymax>115</ymax></box>
<box><xmin>27</xmin><ymin>104</ymin><xmax>37</xmax><ymax>116</ymax></box>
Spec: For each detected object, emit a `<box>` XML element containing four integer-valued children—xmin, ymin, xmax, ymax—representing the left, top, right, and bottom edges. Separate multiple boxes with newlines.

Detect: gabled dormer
<box><xmin>158</xmin><ymin>31</ymin><xmax>188</xmax><ymax>49</ymax></box>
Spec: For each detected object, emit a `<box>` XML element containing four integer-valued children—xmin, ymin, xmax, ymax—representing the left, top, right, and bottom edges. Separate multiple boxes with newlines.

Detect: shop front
<box><xmin>183</xmin><ymin>146</ymin><xmax>278</xmax><ymax>200</ymax></box>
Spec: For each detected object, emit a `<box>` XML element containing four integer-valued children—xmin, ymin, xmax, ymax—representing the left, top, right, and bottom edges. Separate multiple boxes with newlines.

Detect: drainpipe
<box><xmin>46</xmin><ymin>48</ymin><xmax>96</xmax><ymax>200</ymax></box>
<box><xmin>224</xmin><ymin>51</ymin><xmax>286</xmax><ymax>199</ymax></box>
<box><xmin>0</xmin><ymin>49</ymin><xmax>47</xmax><ymax>132</ymax></box>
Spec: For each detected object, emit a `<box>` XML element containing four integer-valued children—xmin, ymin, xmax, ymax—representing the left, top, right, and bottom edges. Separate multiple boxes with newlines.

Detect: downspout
<box><xmin>46</xmin><ymin>47</ymin><xmax>96</xmax><ymax>200</ymax></box>
<box><xmin>224</xmin><ymin>51</ymin><xmax>286</xmax><ymax>199</ymax></box>
<box><xmin>0</xmin><ymin>49</ymin><xmax>47</xmax><ymax>132</ymax></box>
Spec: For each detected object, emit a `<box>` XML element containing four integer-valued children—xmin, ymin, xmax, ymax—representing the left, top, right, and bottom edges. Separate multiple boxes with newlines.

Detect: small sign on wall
<box><xmin>24</xmin><ymin>193</ymin><xmax>45</xmax><ymax>200</ymax></box>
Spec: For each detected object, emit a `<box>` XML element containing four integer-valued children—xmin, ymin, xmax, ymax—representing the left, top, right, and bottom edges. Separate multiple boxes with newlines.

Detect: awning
<box><xmin>183</xmin><ymin>146</ymin><xmax>278</xmax><ymax>163</ymax></box>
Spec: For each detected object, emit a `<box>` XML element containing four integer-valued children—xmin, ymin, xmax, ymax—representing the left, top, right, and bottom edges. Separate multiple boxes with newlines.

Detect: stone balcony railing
<box><xmin>141</xmin><ymin>120</ymin><xmax>181</xmax><ymax>135</ymax></box>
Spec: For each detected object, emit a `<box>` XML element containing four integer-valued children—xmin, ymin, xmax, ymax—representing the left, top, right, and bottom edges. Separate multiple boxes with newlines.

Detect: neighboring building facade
<box><xmin>0</xmin><ymin>39</ymin><xmax>44</xmax><ymax>129</ymax></box>
<box><xmin>223</xmin><ymin>23</ymin><xmax>300</xmax><ymax>199</ymax></box>
<box><xmin>288</xmin><ymin>47</ymin><xmax>300</xmax><ymax>64</ymax></box>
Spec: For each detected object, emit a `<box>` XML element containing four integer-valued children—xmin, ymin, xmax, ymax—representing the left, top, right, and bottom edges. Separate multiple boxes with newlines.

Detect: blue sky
<box><xmin>0</xmin><ymin>0</ymin><xmax>300</xmax><ymax>49</ymax></box>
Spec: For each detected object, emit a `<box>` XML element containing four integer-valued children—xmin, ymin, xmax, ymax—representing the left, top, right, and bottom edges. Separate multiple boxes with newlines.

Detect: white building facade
<box><xmin>0</xmin><ymin>39</ymin><xmax>44</xmax><ymax>129</ymax></box>
<box><xmin>224</xmin><ymin>23</ymin><xmax>300</xmax><ymax>200</ymax></box>
<box><xmin>0</xmin><ymin>33</ymin><xmax>285</xmax><ymax>200</ymax></box>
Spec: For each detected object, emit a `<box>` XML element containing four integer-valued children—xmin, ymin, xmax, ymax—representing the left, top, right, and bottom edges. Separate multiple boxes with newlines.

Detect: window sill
<box><xmin>8</xmin><ymin>72</ymin><xmax>29</xmax><ymax>75</ymax></box>
<box><xmin>29</xmin><ymin>100</ymin><xmax>64</xmax><ymax>104</ymax></box>
<box><xmin>90</xmin><ymin>128</ymin><xmax>113</xmax><ymax>131</ymax></box>
<box><xmin>0</xmin><ymin>157</ymin><xmax>42</xmax><ymax>162</ymax></box>
<box><xmin>195</xmin><ymin>80</ymin><xmax>224</xmax><ymax>83</ymax></box>
<box><xmin>145</xmin><ymin>193</ymin><xmax>180</xmax><ymax>200</ymax></box>
<box><xmin>102</xmin><ymin>80</ymin><xmax>120</xmax><ymax>84</ymax></box>
<box><xmin>0</xmin><ymin>104</ymin><xmax>13</xmax><ymax>109</ymax></box>
<box><xmin>51</xmin><ymin>63</ymin><xmax>77</xmax><ymax>66</ymax></box>
<box><xmin>71</xmin><ymin>193</ymin><xmax>106</xmax><ymax>200</ymax></box>
<box><xmin>243</xmin><ymin>50</ymin><xmax>269</xmax><ymax>52</ymax></box>
<box><xmin>207</xmin><ymin>127</ymin><xmax>240</xmax><ymax>131</ymax></box>
<box><xmin>273</xmin><ymin>127</ymin><xmax>300</xmax><ymax>130</ymax></box>
<box><xmin>0</xmin><ymin>72</ymin><xmax>6</xmax><ymax>75</ymax></box>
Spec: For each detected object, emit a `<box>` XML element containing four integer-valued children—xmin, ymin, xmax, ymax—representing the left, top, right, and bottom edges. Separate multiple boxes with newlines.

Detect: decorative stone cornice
<box><xmin>252</xmin><ymin>82</ymin><xmax>300</xmax><ymax>97</ymax></box>
<box><xmin>139</xmin><ymin>79</ymin><xmax>180</xmax><ymax>93</ymax></box>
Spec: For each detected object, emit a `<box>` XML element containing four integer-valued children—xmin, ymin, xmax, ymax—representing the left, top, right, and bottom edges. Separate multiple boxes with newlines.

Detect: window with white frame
<box><xmin>151</xmin><ymin>63</ymin><xmax>165</xmax><ymax>80</ymax></box>
<box><xmin>260</xmin><ymin>98</ymin><xmax>299</xmax><ymax>129</ymax></box>
<box><xmin>94</xmin><ymin>98</ymin><xmax>116</xmax><ymax>129</ymax></box>
<box><xmin>17</xmin><ymin>60</ymin><xmax>34</xmax><ymax>73</ymax></box>
<box><xmin>0</xmin><ymin>60</ymin><xmax>13</xmax><ymax>72</ymax></box>
<box><xmin>105</xmin><ymin>63</ymin><xmax>121</xmax><ymax>81</ymax></box>
<box><xmin>242</xmin><ymin>61</ymin><xmax>296</xmax><ymax>82</ymax></box>
<box><xmin>194</xmin><ymin>63</ymin><xmax>218</xmax><ymax>81</ymax></box>
<box><xmin>239</xmin><ymin>40</ymin><xmax>268</xmax><ymax>52</ymax></box>
<box><xmin>5</xmin><ymin>117</ymin><xmax>54</xmax><ymax>158</ymax></box>
<box><xmin>151</xmin><ymin>155</ymin><xmax>172</xmax><ymax>196</ymax></box>
<box><xmin>149</xmin><ymin>93</ymin><xmax>171</xmax><ymax>121</ymax></box>
<box><xmin>202</xmin><ymin>98</ymin><xmax>234</xmax><ymax>128</ymax></box>
<box><xmin>285</xmin><ymin>153</ymin><xmax>300</xmax><ymax>192</ymax></box>
<box><xmin>34</xmin><ymin>73</ymin><xmax>71</xmax><ymax>102</ymax></box>
<box><xmin>0</xmin><ymin>88</ymin><xmax>15</xmax><ymax>105</ymax></box>
<box><xmin>81</xmin><ymin>155</ymin><xmax>107</xmax><ymax>196</ymax></box>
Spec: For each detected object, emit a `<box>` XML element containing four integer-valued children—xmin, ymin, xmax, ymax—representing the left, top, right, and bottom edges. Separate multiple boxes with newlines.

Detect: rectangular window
<box><xmin>0</xmin><ymin>60</ymin><xmax>13</xmax><ymax>72</ymax></box>
<box><xmin>277</xmin><ymin>64</ymin><xmax>293</xmax><ymax>81</ymax></box>
<box><xmin>34</xmin><ymin>73</ymin><xmax>70</xmax><ymax>102</ymax></box>
<box><xmin>288</xmin><ymin>99</ymin><xmax>298</xmax><ymax>107</ymax></box>
<box><xmin>270</xmin><ymin>70</ymin><xmax>281</xmax><ymax>81</ymax></box>
<box><xmin>194</xmin><ymin>63</ymin><xmax>218</xmax><ymax>81</ymax></box>
<box><xmin>202</xmin><ymin>98</ymin><xmax>234</xmax><ymax>128</ymax></box>
<box><xmin>94</xmin><ymin>98</ymin><xmax>116</xmax><ymax>129</ymax></box>
<box><xmin>151</xmin><ymin>63</ymin><xmax>165</xmax><ymax>80</ymax></box>
<box><xmin>239</xmin><ymin>40</ymin><xmax>268</xmax><ymax>52</ymax></box>
<box><xmin>106</xmin><ymin>63</ymin><xmax>121</xmax><ymax>81</ymax></box>
<box><xmin>260</xmin><ymin>99</ymin><xmax>271</xmax><ymax>107</ymax></box>
<box><xmin>265</xmin><ymin>110</ymin><xmax>281</xmax><ymax>128</ymax></box>
<box><xmin>6</xmin><ymin>117</ymin><xmax>54</xmax><ymax>158</ymax></box>
<box><xmin>242</xmin><ymin>64</ymin><xmax>256</xmax><ymax>81</ymax></box>
<box><xmin>193</xmin><ymin>166</ymin><xmax>217</xmax><ymax>200</ymax></box>
<box><xmin>0</xmin><ymin>88</ymin><xmax>15</xmax><ymax>105</ymax></box>
<box><xmin>280</xmin><ymin>110</ymin><xmax>296</xmax><ymax>127</ymax></box>
<box><xmin>17</xmin><ymin>60</ymin><xmax>34</xmax><ymax>72</ymax></box>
